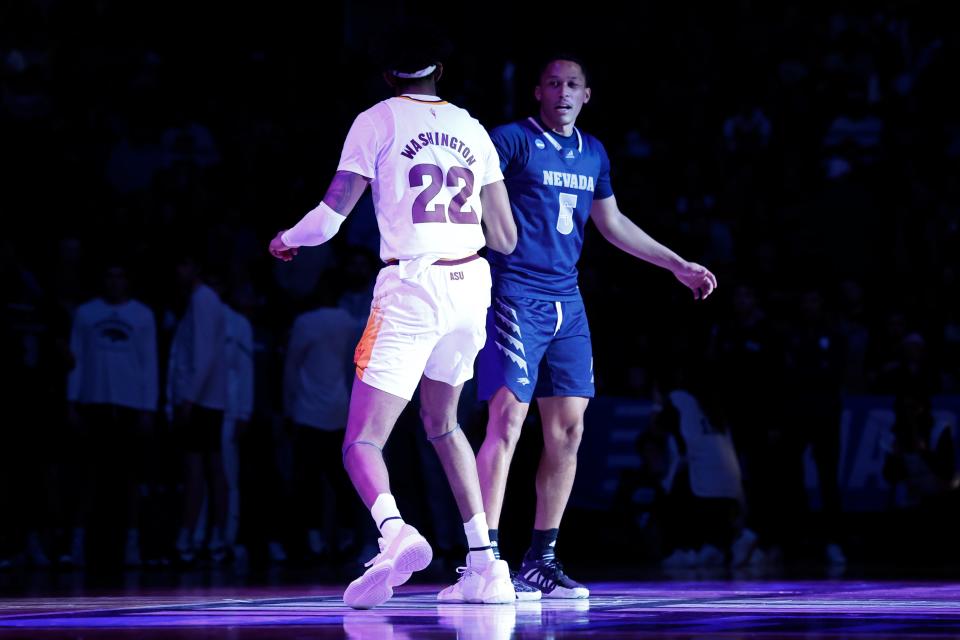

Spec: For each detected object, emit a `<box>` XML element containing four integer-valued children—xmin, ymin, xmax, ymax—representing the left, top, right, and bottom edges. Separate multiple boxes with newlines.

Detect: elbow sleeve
<box><xmin>281</xmin><ymin>201</ymin><xmax>347</xmax><ymax>248</ymax></box>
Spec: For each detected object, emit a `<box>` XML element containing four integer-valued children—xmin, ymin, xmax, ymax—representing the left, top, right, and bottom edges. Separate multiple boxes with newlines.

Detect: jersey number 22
<box><xmin>409</xmin><ymin>164</ymin><xmax>479</xmax><ymax>225</ymax></box>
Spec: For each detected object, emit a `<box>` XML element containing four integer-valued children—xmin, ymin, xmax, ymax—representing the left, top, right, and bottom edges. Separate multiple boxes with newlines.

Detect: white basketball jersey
<box><xmin>338</xmin><ymin>95</ymin><xmax>503</xmax><ymax>262</ymax></box>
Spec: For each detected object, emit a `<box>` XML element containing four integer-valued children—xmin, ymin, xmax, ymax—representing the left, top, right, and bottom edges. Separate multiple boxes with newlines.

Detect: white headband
<box><xmin>392</xmin><ymin>64</ymin><xmax>437</xmax><ymax>79</ymax></box>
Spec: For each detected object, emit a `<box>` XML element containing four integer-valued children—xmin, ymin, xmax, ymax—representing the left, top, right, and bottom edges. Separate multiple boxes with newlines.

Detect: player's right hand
<box><xmin>269</xmin><ymin>231</ymin><xmax>298</xmax><ymax>261</ymax></box>
<box><xmin>673</xmin><ymin>261</ymin><xmax>717</xmax><ymax>301</ymax></box>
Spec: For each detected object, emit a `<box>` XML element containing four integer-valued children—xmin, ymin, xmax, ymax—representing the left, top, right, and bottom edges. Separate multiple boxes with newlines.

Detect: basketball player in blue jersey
<box><xmin>472</xmin><ymin>55</ymin><xmax>717</xmax><ymax>599</ymax></box>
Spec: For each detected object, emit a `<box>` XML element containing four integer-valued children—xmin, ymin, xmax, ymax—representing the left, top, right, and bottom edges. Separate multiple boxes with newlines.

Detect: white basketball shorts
<box><xmin>354</xmin><ymin>255</ymin><xmax>491</xmax><ymax>400</ymax></box>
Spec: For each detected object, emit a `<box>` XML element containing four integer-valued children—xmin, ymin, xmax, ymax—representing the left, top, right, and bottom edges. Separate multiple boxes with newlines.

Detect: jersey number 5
<box><xmin>409</xmin><ymin>164</ymin><xmax>479</xmax><ymax>225</ymax></box>
<box><xmin>557</xmin><ymin>192</ymin><xmax>576</xmax><ymax>235</ymax></box>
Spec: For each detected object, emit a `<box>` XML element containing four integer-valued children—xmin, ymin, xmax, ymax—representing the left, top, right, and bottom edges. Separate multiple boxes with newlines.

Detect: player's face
<box><xmin>535</xmin><ymin>60</ymin><xmax>590</xmax><ymax>132</ymax></box>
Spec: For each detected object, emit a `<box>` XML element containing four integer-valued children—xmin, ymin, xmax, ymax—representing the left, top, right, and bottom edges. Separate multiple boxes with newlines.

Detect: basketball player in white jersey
<box><xmin>269</xmin><ymin>44</ymin><xmax>517</xmax><ymax>609</ymax></box>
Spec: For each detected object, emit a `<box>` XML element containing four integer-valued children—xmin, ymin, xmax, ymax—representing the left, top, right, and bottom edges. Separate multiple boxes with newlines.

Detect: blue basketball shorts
<box><xmin>476</xmin><ymin>293</ymin><xmax>594</xmax><ymax>403</ymax></box>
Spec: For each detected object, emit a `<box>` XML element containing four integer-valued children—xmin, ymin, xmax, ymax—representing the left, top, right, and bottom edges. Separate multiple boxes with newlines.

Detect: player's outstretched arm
<box><xmin>268</xmin><ymin>170</ymin><xmax>371</xmax><ymax>261</ymax></box>
<box><xmin>479</xmin><ymin>179</ymin><xmax>517</xmax><ymax>255</ymax></box>
<box><xmin>589</xmin><ymin>194</ymin><xmax>717</xmax><ymax>300</ymax></box>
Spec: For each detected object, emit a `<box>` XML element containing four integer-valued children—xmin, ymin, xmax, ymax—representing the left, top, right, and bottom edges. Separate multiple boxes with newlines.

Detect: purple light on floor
<box><xmin>2</xmin><ymin>581</ymin><xmax>960</xmax><ymax>637</ymax></box>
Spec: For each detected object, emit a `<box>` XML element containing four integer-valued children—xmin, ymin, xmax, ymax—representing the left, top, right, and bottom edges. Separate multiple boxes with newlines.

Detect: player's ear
<box><xmin>583</xmin><ymin>87</ymin><xmax>591</xmax><ymax>104</ymax></box>
<box><xmin>534</xmin><ymin>85</ymin><xmax>542</xmax><ymax>102</ymax></box>
<box><xmin>434</xmin><ymin>62</ymin><xmax>443</xmax><ymax>83</ymax></box>
<box><xmin>383</xmin><ymin>72</ymin><xmax>396</xmax><ymax>89</ymax></box>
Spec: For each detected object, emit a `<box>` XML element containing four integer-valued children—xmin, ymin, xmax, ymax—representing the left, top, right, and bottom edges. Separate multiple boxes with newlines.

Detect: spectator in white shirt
<box><xmin>284</xmin><ymin>285</ymin><xmax>364</xmax><ymax>563</ymax></box>
<box><xmin>67</xmin><ymin>263</ymin><xmax>158</xmax><ymax>567</ymax></box>
<box><xmin>167</xmin><ymin>255</ymin><xmax>229</xmax><ymax>564</ymax></box>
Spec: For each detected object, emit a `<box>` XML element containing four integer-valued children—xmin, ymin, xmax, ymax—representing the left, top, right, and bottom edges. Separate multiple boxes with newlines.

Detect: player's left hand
<box><xmin>674</xmin><ymin>261</ymin><xmax>717</xmax><ymax>300</ymax></box>
<box><xmin>269</xmin><ymin>231</ymin><xmax>298</xmax><ymax>262</ymax></box>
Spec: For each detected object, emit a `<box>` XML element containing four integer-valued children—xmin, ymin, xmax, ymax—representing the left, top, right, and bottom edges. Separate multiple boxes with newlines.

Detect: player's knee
<box><xmin>489</xmin><ymin>418</ymin><xmax>522</xmax><ymax>450</ymax></box>
<box><xmin>545</xmin><ymin>421</ymin><xmax>584</xmax><ymax>456</ymax></box>
<box><xmin>488</xmin><ymin>406</ymin><xmax>525</xmax><ymax>449</ymax></box>
<box><xmin>420</xmin><ymin>407</ymin><xmax>457</xmax><ymax>440</ymax></box>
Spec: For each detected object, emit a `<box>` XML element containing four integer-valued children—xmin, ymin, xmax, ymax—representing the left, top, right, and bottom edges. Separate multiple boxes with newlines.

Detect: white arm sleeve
<box><xmin>280</xmin><ymin>200</ymin><xmax>347</xmax><ymax>248</ymax></box>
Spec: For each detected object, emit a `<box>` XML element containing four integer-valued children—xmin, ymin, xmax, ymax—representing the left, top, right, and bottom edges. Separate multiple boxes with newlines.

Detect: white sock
<box><xmin>371</xmin><ymin>494</ymin><xmax>404</xmax><ymax>540</ymax></box>
<box><xmin>464</xmin><ymin>512</ymin><xmax>495</xmax><ymax>567</ymax></box>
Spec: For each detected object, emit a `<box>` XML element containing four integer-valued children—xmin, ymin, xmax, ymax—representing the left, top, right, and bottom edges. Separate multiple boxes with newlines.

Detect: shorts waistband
<box><xmin>385</xmin><ymin>254</ymin><xmax>480</xmax><ymax>267</ymax></box>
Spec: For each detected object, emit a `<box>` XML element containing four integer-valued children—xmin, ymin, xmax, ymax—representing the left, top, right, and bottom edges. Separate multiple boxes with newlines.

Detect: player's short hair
<box><xmin>373</xmin><ymin>20</ymin><xmax>452</xmax><ymax>79</ymax></box>
<box><xmin>535</xmin><ymin>52</ymin><xmax>590</xmax><ymax>86</ymax></box>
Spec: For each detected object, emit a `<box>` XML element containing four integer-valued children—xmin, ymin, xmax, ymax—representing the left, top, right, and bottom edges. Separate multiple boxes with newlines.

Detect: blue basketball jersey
<box><xmin>487</xmin><ymin>117</ymin><xmax>613</xmax><ymax>300</ymax></box>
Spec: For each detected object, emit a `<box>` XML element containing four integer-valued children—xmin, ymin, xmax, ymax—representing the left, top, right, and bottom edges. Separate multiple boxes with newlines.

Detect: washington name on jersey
<box><xmin>400</xmin><ymin>131</ymin><xmax>479</xmax><ymax>166</ymax></box>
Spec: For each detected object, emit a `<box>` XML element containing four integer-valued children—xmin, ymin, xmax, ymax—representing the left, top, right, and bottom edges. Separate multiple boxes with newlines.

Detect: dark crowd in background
<box><xmin>2</xmin><ymin>1</ymin><xmax>960</xmax><ymax>581</ymax></box>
